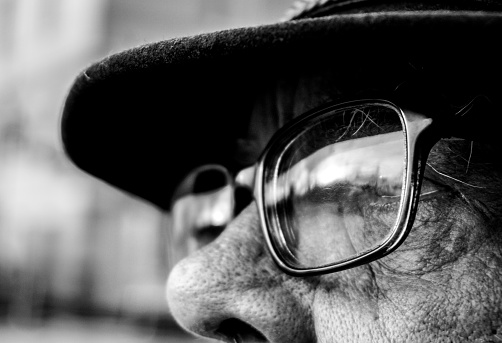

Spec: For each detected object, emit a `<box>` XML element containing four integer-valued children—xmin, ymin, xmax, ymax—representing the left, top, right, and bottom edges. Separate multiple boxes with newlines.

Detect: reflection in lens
<box><xmin>170</xmin><ymin>166</ymin><xmax>234</xmax><ymax>264</ymax></box>
<box><xmin>268</xmin><ymin>132</ymin><xmax>404</xmax><ymax>204</ymax></box>
<box><xmin>264</xmin><ymin>104</ymin><xmax>406</xmax><ymax>269</ymax></box>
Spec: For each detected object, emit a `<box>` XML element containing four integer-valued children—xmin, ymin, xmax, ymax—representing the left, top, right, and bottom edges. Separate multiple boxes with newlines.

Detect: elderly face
<box><xmin>165</xmin><ymin>66</ymin><xmax>502</xmax><ymax>342</ymax></box>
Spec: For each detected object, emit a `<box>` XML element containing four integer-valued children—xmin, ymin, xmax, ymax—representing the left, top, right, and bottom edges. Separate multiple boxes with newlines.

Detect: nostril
<box><xmin>215</xmin><ymin>318</ymin><xmax>268</xmax><ymax>342</ymax></box>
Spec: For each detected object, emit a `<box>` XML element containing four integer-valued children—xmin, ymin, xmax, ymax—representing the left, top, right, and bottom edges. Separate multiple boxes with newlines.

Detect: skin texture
<box><xmin>166</xmin><ymin>66</ymin><xmax>502</xmax><ymax>342</ymax></box>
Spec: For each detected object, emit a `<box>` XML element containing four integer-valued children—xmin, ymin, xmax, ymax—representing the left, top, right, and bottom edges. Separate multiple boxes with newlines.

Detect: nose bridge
<box><xmin>166</xmin><ymin>205</ymin><xmax>265</xmax><ymax>337</ymax></box>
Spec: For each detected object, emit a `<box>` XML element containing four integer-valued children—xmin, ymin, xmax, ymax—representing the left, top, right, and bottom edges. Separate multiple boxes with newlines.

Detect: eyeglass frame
<box><xmin>237</xmin><ymin>96</ymin><xmax>490</xmax><ymax>277</ymax></box>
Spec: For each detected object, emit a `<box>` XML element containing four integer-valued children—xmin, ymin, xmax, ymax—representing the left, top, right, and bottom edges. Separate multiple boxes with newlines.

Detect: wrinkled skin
<box><xmin>166</xmin><ymin>66</ymin><xmax>502</xmax><ymax>342</ymax></box>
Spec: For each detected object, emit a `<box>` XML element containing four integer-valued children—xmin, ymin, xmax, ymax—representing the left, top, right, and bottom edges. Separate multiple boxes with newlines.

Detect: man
<box><xmin>61</xmin><ymin>0</ymin><xmax>502</xmax><ymax>341</ymax></box>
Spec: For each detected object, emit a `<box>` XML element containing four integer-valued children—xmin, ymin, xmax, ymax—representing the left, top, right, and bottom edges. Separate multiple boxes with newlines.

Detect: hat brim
<box><xmin>61</xmin><ymin>11</ymin><xmax>502</xmax><ymax>210</ymax></box>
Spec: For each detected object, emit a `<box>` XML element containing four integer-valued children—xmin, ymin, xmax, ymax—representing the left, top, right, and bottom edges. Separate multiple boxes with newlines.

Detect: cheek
<box><xmin>309</xmin><ymin>248</ymin><xmax>502</xmax><ymax>342</ymax></box>
<box><xmin>309</xmin><ymin>267</ymin><xmax>386</xmax><ymax>342</ymax></box>
<box><xmin>375</xmin><ymin>256</ymin><xmax>502</xmax><ymax>342</ymax></box>
<box><xmin>365</xmin><ymin>194</ymin><xmax>502</xmax><ymax>341</ymax></box>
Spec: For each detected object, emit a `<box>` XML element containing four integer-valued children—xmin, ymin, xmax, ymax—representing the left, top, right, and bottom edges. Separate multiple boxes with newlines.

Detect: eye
<box><xmin>267</xmin><ymin>164</ymin><xmax>406</xmax><ymax>268</ymax></box>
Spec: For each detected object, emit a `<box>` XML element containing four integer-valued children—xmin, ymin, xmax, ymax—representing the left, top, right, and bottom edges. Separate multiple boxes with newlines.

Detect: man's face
<box><xmin>165</xmin><ymin>66</ymin><xmax>502</xmax><ymax>342</ymax></box>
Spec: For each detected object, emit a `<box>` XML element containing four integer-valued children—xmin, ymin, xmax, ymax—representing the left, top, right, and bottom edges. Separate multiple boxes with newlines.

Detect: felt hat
<box><xmin>60</xmin><ymin>0</ymin><xmax>502</xmax><ymax>210</ymax></box>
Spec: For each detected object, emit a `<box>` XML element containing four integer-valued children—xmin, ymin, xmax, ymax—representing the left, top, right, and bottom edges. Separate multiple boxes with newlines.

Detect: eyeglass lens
<box><xmin>170</xmin><ymin>166</ymin><xmax>235</xmax><ymax>262</ymax></box>
<box><xmin>262</xmin><ymin>103</ymin><xmax>406</xmax><ymax>269</ymax></box>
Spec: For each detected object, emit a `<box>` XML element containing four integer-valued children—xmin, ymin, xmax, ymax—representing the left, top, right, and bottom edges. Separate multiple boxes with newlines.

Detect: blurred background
<box><xmin>0</xmin><ymin>0</ymin><xmax>292</xmax><ymax>342</ymax></box>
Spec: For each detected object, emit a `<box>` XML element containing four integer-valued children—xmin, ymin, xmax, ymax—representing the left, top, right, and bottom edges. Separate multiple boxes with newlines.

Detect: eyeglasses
<box><xmin>170</xmin><ymin>96</ymin><xmax>493</xmax><ymax>276</ymax></box>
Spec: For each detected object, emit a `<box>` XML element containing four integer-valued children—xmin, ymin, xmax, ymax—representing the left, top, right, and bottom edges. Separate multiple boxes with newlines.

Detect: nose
<box><xmin>165</xmin><ymin>204</ymin><xmax>316</xmax><ymax>343</ymax></box>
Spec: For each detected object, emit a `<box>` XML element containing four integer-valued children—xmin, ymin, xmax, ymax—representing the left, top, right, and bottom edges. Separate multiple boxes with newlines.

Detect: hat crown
<box><xmin>284</xmin><ymin>0</ymin><xmax>502</xmax><ymax>19</ymax></box>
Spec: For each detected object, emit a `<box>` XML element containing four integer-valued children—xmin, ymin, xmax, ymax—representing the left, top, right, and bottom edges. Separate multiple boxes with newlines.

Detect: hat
<box><xmin>61</xmin><ymin>0</ymin><xmax>502</xmax><ymax>211</ymax></box>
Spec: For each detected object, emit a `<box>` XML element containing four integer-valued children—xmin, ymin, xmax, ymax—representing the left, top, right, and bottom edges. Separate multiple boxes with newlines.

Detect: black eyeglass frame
<box><xmin>253</xmin><ymin>99</ymin><xmax>446</xmax><ymax>277</ymax></box>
